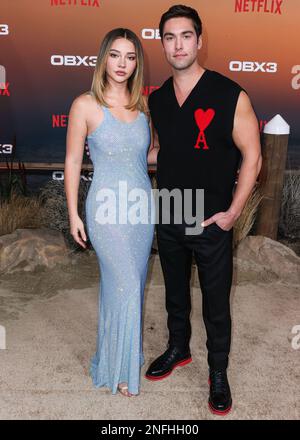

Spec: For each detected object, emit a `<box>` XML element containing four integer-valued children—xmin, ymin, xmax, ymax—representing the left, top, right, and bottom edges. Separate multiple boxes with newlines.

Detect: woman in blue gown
<box><xmin>65</xmin><ymin>28</ymin><xmax>158</xmax><ymax>397</ymax></box>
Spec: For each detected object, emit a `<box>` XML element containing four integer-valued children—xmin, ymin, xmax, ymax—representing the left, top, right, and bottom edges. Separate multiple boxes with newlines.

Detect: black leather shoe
<box><xmin>208</xmin><ymin>369</ymin><xmax>232</xmax><ymax>415</ymax></box>
<box><xmin>145</xmin><ymin>346</ymin><xmax>192</xmax><ymax>381</ymax></box>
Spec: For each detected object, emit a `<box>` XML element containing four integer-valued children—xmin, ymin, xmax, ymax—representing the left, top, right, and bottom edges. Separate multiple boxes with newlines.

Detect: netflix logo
<box><xmin>235</xmin><ymin>0</ymin><xmax>283</xmax><ymax>14</ymax></box>
<box><xmin>259</xmin><ymin>120</ymin><xmax>268</xmax><ymax>132</ymax></box>
<box><xmin>143</xmin><ymin>86</ymin><xmax>159</xmax><ymax>96</ymax></box>
<box><xmin>52</xmin><ymin>114</ymin><xmax>68</xmax><ymax>127</ymax></box>
<box><xmin>50</xmin><ymin>0</ymin><xmax>100</xmax><ymax>7</ymax></box>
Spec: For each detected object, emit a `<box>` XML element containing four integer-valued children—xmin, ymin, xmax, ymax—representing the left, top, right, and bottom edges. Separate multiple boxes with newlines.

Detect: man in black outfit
<box><xmin>146</xmin><ymin>5</ymin><xmax>262</xmax><ymax>415</ymax></box>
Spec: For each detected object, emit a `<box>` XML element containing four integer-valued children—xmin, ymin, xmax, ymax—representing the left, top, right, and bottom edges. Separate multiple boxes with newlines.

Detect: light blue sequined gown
<box><xmin>85</xmin><ymin>104</ymin><xmax>155</xmax><ymax>395</ymax></box>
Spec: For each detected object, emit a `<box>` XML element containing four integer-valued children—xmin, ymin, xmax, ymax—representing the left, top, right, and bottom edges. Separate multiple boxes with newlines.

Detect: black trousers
<box><xmin>156</xmin><ymin>220</ymin><xmax>233</xmax><ymax>371</ymax></box>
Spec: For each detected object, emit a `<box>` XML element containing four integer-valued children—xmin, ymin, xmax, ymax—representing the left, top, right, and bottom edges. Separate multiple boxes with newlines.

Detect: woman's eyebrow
<box><xmin>109</xmin><ymin>49</ymin><xmax>136</xmax><ymax>55</ymax></box>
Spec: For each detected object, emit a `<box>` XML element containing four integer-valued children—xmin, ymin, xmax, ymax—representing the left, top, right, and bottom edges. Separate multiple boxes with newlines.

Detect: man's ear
<box><xmin>197</xmin><ymin>35</ymin><xmax>202</xmax><ymax>50</ymax></box>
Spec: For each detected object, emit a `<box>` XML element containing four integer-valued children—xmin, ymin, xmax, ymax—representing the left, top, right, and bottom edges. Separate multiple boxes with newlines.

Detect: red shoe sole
<box><xmin>145</xmin><ymin>357</ymin><xmax>192</xmax><ymax>381</ymax></box>
<box><xmin>208</xmin><ymin>401</ymin><xmax>232</xmax><ymax>416</ymax></box>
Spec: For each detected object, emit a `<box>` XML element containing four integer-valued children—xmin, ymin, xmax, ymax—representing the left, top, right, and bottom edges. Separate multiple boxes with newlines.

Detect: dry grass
<box><xmin>279</xmin><ymin>172</ymin><xmax>300</xmax><ymax>241</ymax></box>
<box><xmin>0</xmin><ymin>190</ymin><xmax>44</xmax><ymax>237</ymax></box>
<box><xmin>38</xmin><ymin>179</ymin><xmax>90</xmax><ymax>250</ymax></box>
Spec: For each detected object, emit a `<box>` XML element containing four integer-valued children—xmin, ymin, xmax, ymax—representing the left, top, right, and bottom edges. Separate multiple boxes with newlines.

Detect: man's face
<box><xmin>161</xmin><ymin>17</ymin><xmax>202</xmax><ymax>71</ymax></box>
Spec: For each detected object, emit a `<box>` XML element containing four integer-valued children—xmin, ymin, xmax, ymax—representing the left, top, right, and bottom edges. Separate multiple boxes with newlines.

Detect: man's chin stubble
<box><xmin>170</xmin><ymin>59</ymin><xmax>195</xmax><ymax>71</ymax></box>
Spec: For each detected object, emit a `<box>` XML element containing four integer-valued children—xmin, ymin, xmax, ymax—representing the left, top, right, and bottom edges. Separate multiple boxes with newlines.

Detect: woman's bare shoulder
<box><xmin>70</xmin><ymin>92</ymin><xmax>103</xmax><ymax>120</ymax></box>
<box><xmin>72</xmin><ymin>92</ymin><xmax>95</xmax><ymax>109</ymax></box>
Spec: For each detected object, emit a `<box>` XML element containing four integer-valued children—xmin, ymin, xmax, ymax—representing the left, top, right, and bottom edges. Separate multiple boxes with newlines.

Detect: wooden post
<box><xmin>0</xmin><ymin>162</ymin><xmax>157</xmax><ymax>174</ymax></box>
<box><xmin>256</xmin><ymin>115</ymin><xmax>290</xmax><ymax>240</ymax></box>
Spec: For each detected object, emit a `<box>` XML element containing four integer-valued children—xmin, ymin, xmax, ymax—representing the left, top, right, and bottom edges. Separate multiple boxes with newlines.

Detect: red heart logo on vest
<box><xmin>194</xmin><ymin>108</ymin><xmax>215</xmax><ymax>131</ymax></box>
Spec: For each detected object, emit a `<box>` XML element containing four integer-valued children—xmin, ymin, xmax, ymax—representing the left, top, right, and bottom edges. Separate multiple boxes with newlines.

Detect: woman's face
<box><xmin>106</xmin><ymin>37</ymin><xmax>137</xmax><ymax>85</ymax></box>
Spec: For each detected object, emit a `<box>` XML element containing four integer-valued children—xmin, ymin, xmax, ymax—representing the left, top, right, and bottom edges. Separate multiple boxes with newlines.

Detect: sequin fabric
<box><xmin>85</xmin><ymin>105</ymin><xmax>155</xmax><ymax>395</ymax></box>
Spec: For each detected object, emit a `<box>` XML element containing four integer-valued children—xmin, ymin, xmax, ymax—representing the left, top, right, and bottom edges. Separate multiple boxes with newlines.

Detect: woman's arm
<box><xmin>143</xmin><ymin>94</ymin><xmax>160</xmax><ymax>165</ymax></box>
<box><xmin>64</xmin><ymin>96</ymin><xmax>88</xmax><ymax>248</ymax></box>
<box><xmin>147</xmin><ymin>117</ymin><xmax>160</xmax><ymax>165</ymax></box>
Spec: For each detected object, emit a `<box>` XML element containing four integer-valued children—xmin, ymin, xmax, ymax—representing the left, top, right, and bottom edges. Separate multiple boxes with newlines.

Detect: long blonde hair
<box><xmin>90</xmin><ymin>28</ymin><xmax>148</xmax><ymax>114</ymax></box>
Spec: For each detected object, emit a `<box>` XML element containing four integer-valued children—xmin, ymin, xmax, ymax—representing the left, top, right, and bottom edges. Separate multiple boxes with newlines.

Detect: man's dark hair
<box><xmin>159</xmin><ymin>4</ymin><xmax>202</xmax><ymax>41</ymax></box>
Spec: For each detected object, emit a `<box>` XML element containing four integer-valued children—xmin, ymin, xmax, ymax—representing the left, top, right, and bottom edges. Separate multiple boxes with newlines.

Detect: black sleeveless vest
<box><xmin>148</xmin><ymin>69</ymin><xmax>244</xmax><ymax>219</ymax></box>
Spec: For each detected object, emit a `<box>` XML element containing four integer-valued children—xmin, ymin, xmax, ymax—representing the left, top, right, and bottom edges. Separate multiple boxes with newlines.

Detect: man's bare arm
<box><xmin>202</xmin><ymin>91</ymin><xmax>262</xmax><ymax>229</ymax></box>
<box><xmin>228</xmin><ymin>91</ymin><xmax>262</xmax><ymax>219</ymax></box>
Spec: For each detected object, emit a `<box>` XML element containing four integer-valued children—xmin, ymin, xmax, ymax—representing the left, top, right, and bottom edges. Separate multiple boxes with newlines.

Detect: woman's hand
<box><xmin>70</xmin><ymin>215</ymin><xmax>88</xmax><ymax>249</ymax></box>
<box><xmin>85</xmin><ymin>144</ymin><xmax>90</xmax><ymax>157</ymax></box>
<box><xmin>147</xmin><ymin>145</ymin><xmax>159</xmax><ymax>165</ymax></box>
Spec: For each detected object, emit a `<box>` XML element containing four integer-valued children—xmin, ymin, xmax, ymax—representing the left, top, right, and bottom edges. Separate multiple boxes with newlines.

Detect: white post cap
<box><xmin>263</xmin><ymin>114</ymin><xmax>290</xmax><ymax>135</ymax></box>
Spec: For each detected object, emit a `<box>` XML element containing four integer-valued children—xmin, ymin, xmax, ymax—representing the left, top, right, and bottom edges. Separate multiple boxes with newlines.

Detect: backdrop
<box><xmin>1</xmin><ymin>0</ymin><xmax>299</xmax><ymax>182</ymax></box>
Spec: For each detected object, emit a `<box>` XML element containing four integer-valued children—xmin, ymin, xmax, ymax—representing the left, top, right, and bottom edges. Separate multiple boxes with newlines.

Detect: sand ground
<box><xmin>0</xmin><ymin>250</ymin><xmax>299</xmax><ymax>420</ymax></box>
